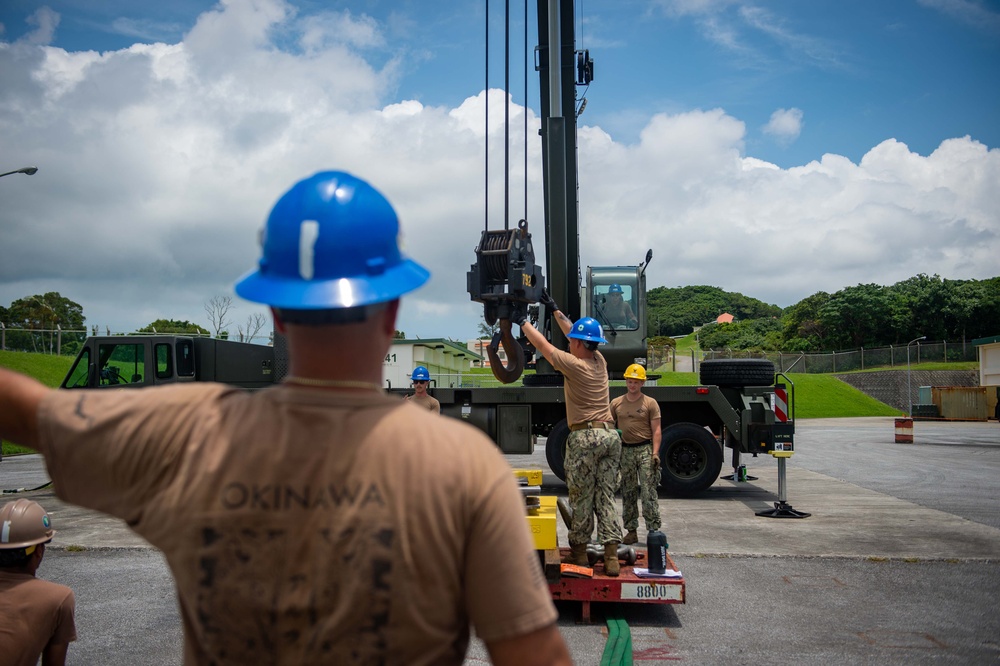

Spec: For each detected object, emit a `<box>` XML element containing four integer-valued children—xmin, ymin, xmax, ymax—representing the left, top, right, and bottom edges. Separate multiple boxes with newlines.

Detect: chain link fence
<box><xmin>698</xmin><ymin>339</ymin><xmax>978</xmax><ymax>374</ymax></box>
<box><xmin>0</xmin><ymin>326</ymin><xmax>274</xmax><ymax>356</ymax></box>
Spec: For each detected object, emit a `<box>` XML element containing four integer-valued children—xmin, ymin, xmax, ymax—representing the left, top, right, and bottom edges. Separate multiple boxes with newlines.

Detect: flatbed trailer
<box><xmin>549</xmin><ymin>548</ymin><xmax>685</xmax><ymax>623</ymax></box>
<box><xmin>521</xmin><ymin>484</ymin><xmax>685</xmax><ymax>622</ymax></box>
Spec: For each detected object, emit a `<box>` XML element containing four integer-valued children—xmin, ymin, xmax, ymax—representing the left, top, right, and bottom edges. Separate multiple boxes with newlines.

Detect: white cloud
<box><xmin>1</xmin><ymin>0</ymin><xmax>997</xmax><ymax>343</ymax></box>
<box><xmin>763</xmin><ymin>107</ymin><xmax>803</xmax><ymax>144</ymax></box>
<box><xmin>918</xmin><ymin>0</ymin><xmax>1000</xmax><ymax>34</ymax></box>
<box><xmin>23</xmin><ymin>7</ymin><xmax>60</xmax><ymax>46</ymax></box>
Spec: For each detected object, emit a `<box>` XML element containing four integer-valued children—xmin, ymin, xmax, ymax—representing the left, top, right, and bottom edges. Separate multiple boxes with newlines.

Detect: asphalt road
<box><xmin>3</xmin><ymin>417</ymin><xmax>998</xmax><ymax>665</ymax></box>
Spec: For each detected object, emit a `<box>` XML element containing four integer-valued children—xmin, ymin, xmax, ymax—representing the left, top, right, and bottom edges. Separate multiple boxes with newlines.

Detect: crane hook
<box><xmin>487</xmin><ymin>318</ymin><xmax>525</xmax><ymax>384</ymax></box>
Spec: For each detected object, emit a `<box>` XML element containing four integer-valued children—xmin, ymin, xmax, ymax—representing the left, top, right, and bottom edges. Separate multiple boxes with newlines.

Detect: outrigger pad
<box><xmin>756</xmin><ymin>501</ymin><xmax>811</xmax><ymax>519</ymax></box>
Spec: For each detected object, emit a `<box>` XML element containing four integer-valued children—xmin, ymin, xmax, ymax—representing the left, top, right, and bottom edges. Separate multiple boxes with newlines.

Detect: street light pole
<box><xmin>0</xmin><ymin>166</ymin><xmax>39</xmax><ymax>178</ymax></box>
<box><xmin>906</xmin><ymin>336</ymin><xmax>926</xmax><ymax>417</ymax></box>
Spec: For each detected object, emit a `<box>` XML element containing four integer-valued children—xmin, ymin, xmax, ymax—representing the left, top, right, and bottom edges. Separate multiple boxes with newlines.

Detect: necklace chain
<box><xmin>283</xmin><ymin>376</ymin><xmax>383</xmax><ymax>391</ymax></box>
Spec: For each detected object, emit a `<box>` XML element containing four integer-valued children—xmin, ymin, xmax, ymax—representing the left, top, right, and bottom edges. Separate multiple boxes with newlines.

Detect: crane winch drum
<box><xmin>467</xmin><ymin>219</ymin><xmax>545</xmax><ymax>325</ymax></box>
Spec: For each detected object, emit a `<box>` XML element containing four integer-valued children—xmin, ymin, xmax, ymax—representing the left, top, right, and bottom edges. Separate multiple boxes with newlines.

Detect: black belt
<box><xmin>622</xmin><ymin>439</ymin><xmax>652</xmax><ymax>447</ymax></box>
<box><xmin>569</xmin><ymin>421</ymin><xmax>612</xmax><ymax>432</ymax></box>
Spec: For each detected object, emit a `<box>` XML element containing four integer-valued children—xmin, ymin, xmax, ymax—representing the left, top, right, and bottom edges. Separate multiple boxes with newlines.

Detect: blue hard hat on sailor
<box><xmin>236</xmin><ymin>171</ymin><xmax>429</xmax><ymax>309</ymax></box>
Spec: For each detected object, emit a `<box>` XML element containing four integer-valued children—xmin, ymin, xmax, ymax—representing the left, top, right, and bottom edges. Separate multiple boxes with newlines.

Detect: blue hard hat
<box><xmin>412</xmin><ymin>366</ymin><xmax>430</xmax><ymax>381</ymax></box>
<box><xmin>567</xmin><ymin>317</ymin><xmax>608</xmax><ymax>344</ymax></box>
<box><xmin>235</xmin><ymin>171</ymin><xmax>430</xmax><ymax>309</ymax></box>
<box><xmin>608</xmin><ymin>284</ymin><xmax>623</xmax><ymax>294</ymax></box>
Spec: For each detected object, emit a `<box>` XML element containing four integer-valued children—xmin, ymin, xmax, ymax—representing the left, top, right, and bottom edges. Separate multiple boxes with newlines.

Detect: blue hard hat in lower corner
<box><xmin>235</xmin><ymin>171</ymin><xmax>430</xmax><ymax>309</ymax></box>
<box><xmin>412</xmin><ymin>366</ymin><xmax>431</xmax><ymax>381</ymax></box>
<box><xmin>567</xmin><ymin>317</ymin><xmax>608</xmax><ymax>344</ymax></box>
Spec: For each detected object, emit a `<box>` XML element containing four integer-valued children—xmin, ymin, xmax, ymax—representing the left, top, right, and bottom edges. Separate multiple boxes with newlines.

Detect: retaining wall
<box><xmin>833</xmin><ymin>370</ymin><xmax>979</xmax><ymax>413</ymax></box>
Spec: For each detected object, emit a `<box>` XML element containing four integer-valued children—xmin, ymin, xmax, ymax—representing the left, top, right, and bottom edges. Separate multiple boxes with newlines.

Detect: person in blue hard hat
<box><xmin>0</xmin><ymin>171</ymin><xmax>570</xmax><ymax>666</ymax></box>
<box><xmin>405</xmin><ymin>366</ymin><xmax>440</xmax><ymax>413</ymax></box>
<box><xmin>599</xmin><ymin>284</ymin><xmax>638</xmax><ymax>328</ymax></box>
<box><xmin>517</xmin><ymin>292</ymin><xmax>625</xmax><ymax>576</ymax></box>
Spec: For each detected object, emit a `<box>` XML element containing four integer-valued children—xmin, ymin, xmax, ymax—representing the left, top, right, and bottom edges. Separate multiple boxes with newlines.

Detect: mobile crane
<box><xmin>435</xmin><ymin>0</ymin><xmax>796</xmax><ymax>497</ymax></box>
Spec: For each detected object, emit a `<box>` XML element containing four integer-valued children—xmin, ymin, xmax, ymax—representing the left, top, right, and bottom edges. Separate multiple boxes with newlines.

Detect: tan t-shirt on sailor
<box><xmin>405</xmin><ymin>392</ymin><xmax>441</xmax><ymax>413</ymax></box>
<box><xmin>37</xmin><ymin>384</ymin><xmax>556</xmax><ymax>666</ymax></box>
<box><xmin>0</xmin><ymin>572</ymin><xmax>76</xmax><ymax>666</ymax></box>
<box><xmin>548</xmin><ymin>348</ymin><xmax>613</xmax><ymax>426</ymax></box>
<box><xmin>610</xmin><ymin>394</ymin><xmax>661</xmax><ymax>444</ymax></box>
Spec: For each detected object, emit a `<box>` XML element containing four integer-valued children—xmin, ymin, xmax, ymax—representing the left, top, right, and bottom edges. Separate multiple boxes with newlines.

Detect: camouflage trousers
<box><xmin>565</xmin><ymin>427</ymin><xmax>623</xmax><ymax>546</ymax></box>
<box><xmin>620</xmin><ymin>443</ymin><xmax>662</xmax><ymax>532</ymax></box>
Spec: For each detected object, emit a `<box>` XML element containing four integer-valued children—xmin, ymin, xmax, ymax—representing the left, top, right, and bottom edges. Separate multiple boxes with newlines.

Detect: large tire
<box><xmin>545</xmin><ymin>419</ymin><xmax>570</xmax><ymax>482</ymax></box>
<box><xmin>658</xmin><ymin>423</ymin><xmax>723</xmax><ymax>497</ymax></box>
<box><xmin>700</xmin><ymin>358</ymin><xmax>775</xmax><ymax>387</ymax></box>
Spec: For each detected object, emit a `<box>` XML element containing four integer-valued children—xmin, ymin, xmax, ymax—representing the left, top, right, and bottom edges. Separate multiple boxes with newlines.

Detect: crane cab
<box><xmin>585</xmin><ymin>265</ymin><xmax>648</xmax><ymax>376</ymax></box>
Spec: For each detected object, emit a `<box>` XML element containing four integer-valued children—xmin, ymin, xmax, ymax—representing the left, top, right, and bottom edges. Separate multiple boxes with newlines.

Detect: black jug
<box><xmin>646</xmin><ymin>530</ymin><xmax>668</xmax><ymax>574</ymax></box>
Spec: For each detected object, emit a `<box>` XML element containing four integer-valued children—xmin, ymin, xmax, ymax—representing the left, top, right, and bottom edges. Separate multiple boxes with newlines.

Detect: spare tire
<box><xmin>700</xmin><ymin>358</ymin><xmax>775</xmax><ymax>387</ymax></box>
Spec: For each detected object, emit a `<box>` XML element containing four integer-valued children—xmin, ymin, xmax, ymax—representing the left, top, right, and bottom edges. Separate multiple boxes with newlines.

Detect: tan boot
<box><xmin>604</xmin><ymin>542</ymin><xmax>620</xmax><ymax>577</ymax></box>
<box><xmin>562</xmin><ymin>543</ymin><xmax>589</xmax><ymax>566</ymax></box>
<box><xmin>622</xmin><ymin>530</ymin><xmax>638</xmax><ymax>545</ymax></box>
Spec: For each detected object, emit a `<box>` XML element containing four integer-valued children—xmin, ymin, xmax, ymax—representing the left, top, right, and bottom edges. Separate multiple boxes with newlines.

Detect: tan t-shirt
<box><xmin>0</xmin><ymin>571</ymin><xmax>76</xmax><ymax>666</ymax></box>
<box><xmin>405</xmin><ymin>392</ymin><xmax>441</xmax><ymax>413</ymax></box>
<box><xmin>548</xmin><ymin>348</ymin><xmax>613</xmax><ymax>426</ymax></box>
<box><xmin>610</xmin><ymin>394</ymin><xmax>661</xmax><ymax>444</ymax></box>
<box><xmin>38</xmin><ymin>384</ymin><xmax>555</xmax><ymax>665</ymax></box>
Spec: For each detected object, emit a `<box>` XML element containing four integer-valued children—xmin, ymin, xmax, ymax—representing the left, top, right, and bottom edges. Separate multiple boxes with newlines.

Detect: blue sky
<box><xmin>1</xmin><ymin>0</ymin><xmax>998</xmax><ymax>341</ymax></box>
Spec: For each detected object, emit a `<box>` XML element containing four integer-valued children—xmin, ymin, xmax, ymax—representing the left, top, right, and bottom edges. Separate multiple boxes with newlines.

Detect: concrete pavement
<box><xmin>3</xmin><ymin>417</ymin><xmax>999</xmax><ymax>665</ymax></box>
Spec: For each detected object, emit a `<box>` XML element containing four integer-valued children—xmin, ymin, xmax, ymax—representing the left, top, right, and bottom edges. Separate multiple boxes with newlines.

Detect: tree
<box><xmin>477</xmin><ymin>321</ymin><xmax>499</xmax><ymax>339</ymax></box>
<box><xmin>3</xmin><ymin>292</ymin><xmax>86</xmax><ymax>354</ymax></box>
<box><xmin>780</xmin><ymin>291</ymin><xmax>831</xmax><ymax>351</ymax></box>
<box><xmin>204</xmin><ymin>296</ymin><xmax>233</xmax><ymax>338</ymax></box>
<box><xmin>647</xmin><ymin>285</ymin><xmax>781</xmax><ymax>337</ymax></box>
<box><xmin>237</xmin><ymin>313</ymin><xmax>269</xmax><ymax>343</ymax></box>
<box><xmin>135</xmin><ymin>320</ymin><xmax>210</xmax><ymax>335</ymax></box>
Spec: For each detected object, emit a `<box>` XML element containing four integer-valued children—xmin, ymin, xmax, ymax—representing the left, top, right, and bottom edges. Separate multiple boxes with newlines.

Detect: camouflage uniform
<box><xmin>619</xmin><ymin>444</ymin><xmax>661</xmax><ymax>532</ymax></box>
<box><xmin>565</xmin><ymin>426</ymin><xmax>623</xmax><ymax>546</ymax></box>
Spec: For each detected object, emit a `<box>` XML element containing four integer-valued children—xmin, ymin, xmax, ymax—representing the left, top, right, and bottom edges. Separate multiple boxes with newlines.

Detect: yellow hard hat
<box><xmin>624</xmin><ymin>364</ymin><xmax>647</xmax><ymax>380</ymax></box>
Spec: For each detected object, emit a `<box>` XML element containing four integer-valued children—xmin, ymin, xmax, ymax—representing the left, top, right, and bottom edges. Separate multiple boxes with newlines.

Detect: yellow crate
<box><xmin>526</xmin><ymin>495</ymin><xmax>558</xmax><ymax>550</ymax></box>
<box><xmin>513</xmin><ymin>469</ymin><xmax>544</xmax><ymax>486</ymax></box>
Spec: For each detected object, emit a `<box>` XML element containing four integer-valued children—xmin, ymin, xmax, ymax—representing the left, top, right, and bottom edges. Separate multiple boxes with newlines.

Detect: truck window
<box><xmin>593</xmin><ymin>284</ymin><xmax>638</xmax><ymax>331</ymax></box>
<box><xmin>64</xmin><ymin>348</ymin><xmax>91</xmax><ymax>388</ymax></box>
<box><xmin>176</xmin><ymin>341</ymin><xmax>195</xmax><ymax>377</ymax></box>
<box><xmin>156</xmin><ymin>343</ymin><xmax>173</xmax><ymax>379</ymax></box>
<box><xmin>98</xmin><ymin>343</ymin><xmax>145</xmax><ymax>386</ymax></box>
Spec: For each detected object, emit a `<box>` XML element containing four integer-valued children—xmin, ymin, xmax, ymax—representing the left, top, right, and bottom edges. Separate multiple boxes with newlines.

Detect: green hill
<box><xmin>1</xmin><ymin>350</ymin><xmax>74</xmax><ymax>455</ymax></box>
<box><xmin>654</xmin><ymin>370</ymin><xmax>899</xmax><ymax>418</ymax></box>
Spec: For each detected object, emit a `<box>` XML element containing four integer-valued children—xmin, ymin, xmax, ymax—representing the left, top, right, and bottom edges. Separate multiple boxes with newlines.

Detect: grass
<box><xmin>0</xmin><ymin>350</ymin><xmax>74</xmax><ymax>387</ymax></box>
<box><xmin>673</xmin><ymin>332</ymin><xmax>700</xmax><ymax>353</ymax></box>
<box><xmin>0</xmin><ymin>350</ymin><xmax>74</xmax><ymax>455</ymax></box>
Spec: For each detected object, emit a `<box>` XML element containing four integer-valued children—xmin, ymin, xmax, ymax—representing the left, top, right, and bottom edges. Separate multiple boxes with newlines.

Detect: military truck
<box><xmin>60</xmin><ymin>335</ymin><xmax>275</xmax><ymax>391</ymax></box>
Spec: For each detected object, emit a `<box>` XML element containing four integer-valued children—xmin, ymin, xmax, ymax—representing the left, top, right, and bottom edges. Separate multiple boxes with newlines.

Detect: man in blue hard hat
<box><xmin>518</xmin><ymin>293</ymin><xmax>624</xmax><ymax>576</ymax></box>
<box><xmin>0</xmin><ymin>172</ymin><xmax>570</xmax><ymax>665</ymax></box>
<box><xmin>405</xmin><ymin>366</ymin><xmax>440</xmax><ymax>413</ymax></box>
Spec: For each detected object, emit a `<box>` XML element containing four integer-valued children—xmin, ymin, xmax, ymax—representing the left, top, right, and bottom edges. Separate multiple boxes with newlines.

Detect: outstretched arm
<box><xmin>0</xmin><ymin>368</ymin><xmax>51</xmax><ymax>449</ymax></box>
<box><xmin>519</xmin><ymin>320</ymin><xmax>557</xmax><ymax>363</ymax></box>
